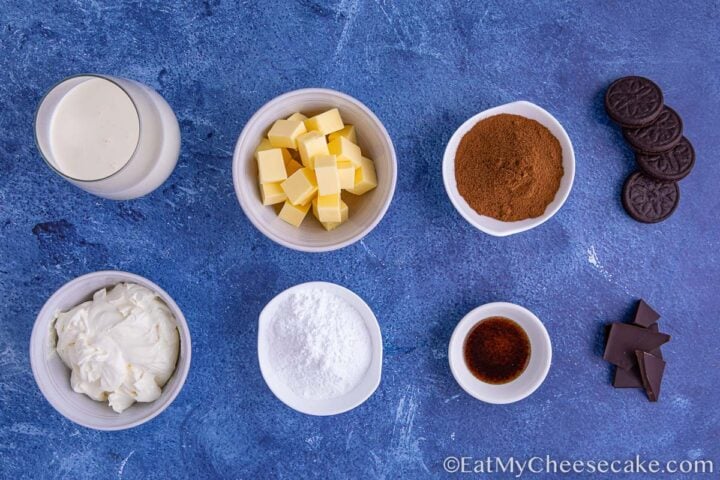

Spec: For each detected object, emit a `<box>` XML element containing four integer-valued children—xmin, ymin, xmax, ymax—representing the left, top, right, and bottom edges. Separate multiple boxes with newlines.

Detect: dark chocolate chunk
<box><xmin>633</xmin><ymin>299</ymin><xmax>661</xmax><ymax>328</ymax></box>
<box><xmin>613</xmin><ymin>322</ymin><xmax>665</xmax><ymax>389</ymax></box>
<box><xmin>635</xmin><ymin>350</ymin><xmax>666</xmax><ymax>402</ymax></box>
<box><xmin>603</xmin><ymin>323</ymin><xmax>670</xmax><ymax>370</ymax></box>
<box><xmin>604</xmin><ymin>76</ymin><xmax>664</xmax><ymax>128</ymax></box>
<box><xmin>646</xmin><ymin>324</ymin><xmax>664</xmax><ymax>359</ymax></box>
<box><xmin>614</xmin><ymin>364</ymin><xmax>644</xmax><ymax>388</ymax></box>
<box><xmin>623</xmin><ymin>106</ymin><xmax>683</xmax><ymax>154</ymax></box>
<box><xmin>622</xmin><ymin>172</ymin><xmax>679</xmax><ymax>224</ymax></box>
<box><xmin>636</xmin><ymin>137</ymin><xmax>695</xmax><ymax>181</ymax></box>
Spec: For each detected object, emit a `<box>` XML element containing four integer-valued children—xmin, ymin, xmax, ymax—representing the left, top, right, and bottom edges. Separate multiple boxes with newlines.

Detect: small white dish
<box><xmin>257</xmin><ymin>281</ymin><xmax>383</xmax><ymax>416</ymax></box>
<box><xmin>29</xmin><ymin>271</ymin><xmax>192</xmax><ymax>431</ymax></box>
<box><xmin>448</xmin><ymin>302</ymin><xmax>551</xmax><ymax>404</ymax></box>
<box><xmin>442</xmin><ymin>100</ymin><xmax>575</xmax><ymax>236</ymax></box>
<box><xmin>233</xmin><ymin>88</ymin><xmax>397</xmax><ymax>252</ymax></box>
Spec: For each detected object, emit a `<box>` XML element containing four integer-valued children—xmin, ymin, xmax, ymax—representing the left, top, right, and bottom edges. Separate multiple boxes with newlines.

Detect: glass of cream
<box><xmin>34</xmin><ymin>74</ymin><xmax>181</xmax><ymax>200</ymax></box>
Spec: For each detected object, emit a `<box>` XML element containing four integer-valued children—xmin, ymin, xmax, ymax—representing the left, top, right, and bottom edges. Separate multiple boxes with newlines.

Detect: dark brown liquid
<box><xmin>464</xmin><ymin>316</ymin><xmax>531</xmax><ymax>384</ymax></box>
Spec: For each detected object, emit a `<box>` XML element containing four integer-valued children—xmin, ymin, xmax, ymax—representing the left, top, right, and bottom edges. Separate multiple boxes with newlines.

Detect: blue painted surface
<box><xmin>1</xmin><ymin>1</ymin><xmax>719</xmax><ymax>478</ymax></box>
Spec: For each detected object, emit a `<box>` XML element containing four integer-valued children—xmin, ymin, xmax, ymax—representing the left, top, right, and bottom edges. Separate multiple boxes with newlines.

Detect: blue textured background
<box><xmin>1</xmin><ymin>1</ymin><xmax>719</xmax><ymax>478</ymax></box>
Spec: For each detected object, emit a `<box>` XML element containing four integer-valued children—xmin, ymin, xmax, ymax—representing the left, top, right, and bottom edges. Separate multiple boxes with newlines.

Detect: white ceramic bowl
<box><xmin>233</xmin><ymin>88</ymin><xmax>397</xmax><ymax>252</ymax></box>
<box><xmin>29</xmin><ymin>271</ymin><xmax>192</xmax><ymax>431</ymax></box>
<box><xmin>448</xmin><ymin>302</ymin><xmax>551</xmax><ymax>404</ymax></box>
<box><xmin>442</xmin><ymin>101</ymin><xmax>575</xmax><ymax>236</ymax></box>
<box><xmin>257</xmin><ymin>281</ymin><xmax>383</xmax><ymax>415</ymax></box>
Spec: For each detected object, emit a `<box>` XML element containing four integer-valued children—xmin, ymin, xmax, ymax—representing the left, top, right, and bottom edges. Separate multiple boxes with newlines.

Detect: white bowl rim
<box><xmin>448</xmin><ymin>301</ymin><xmax>552</xmax><ymax>404</ymax></box>
<box><xmin>257</xmin><ymin>281</ymin><xmax>383</xmax><ymax>416</ymax></box>
<box><xmin>442</xmin><ymin>100</ymin><xmax>575</xmax><ymax>236</ymax></box>
<box><xmin>232</xmin><ymin>87</ymin><xmax>397</xmax><ymax>253</ymax></box>
<box><xmin>29</xmin><ymin>270</ymin><xmax>192</xmax><ymax>431</ymax></box>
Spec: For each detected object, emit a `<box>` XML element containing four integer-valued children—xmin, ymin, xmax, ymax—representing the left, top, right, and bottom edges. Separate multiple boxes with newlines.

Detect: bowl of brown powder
<box><xmin>442</xmin><ymin>101</ymin><xmax>575</xmax><ymax>236</ymax></box>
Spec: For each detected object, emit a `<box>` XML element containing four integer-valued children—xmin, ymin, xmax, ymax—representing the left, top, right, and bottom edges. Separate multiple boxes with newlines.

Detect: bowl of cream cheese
<box><xmin>29</xmin><ymin>271</ymin><xmax>192</xmax><ymax>430</ymax></box>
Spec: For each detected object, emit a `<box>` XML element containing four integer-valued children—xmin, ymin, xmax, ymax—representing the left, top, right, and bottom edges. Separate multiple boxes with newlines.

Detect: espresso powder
<box><xmin>455</xmin><ymin>114</ymin><xmax>563</xmax><ymax>222</ymax></box>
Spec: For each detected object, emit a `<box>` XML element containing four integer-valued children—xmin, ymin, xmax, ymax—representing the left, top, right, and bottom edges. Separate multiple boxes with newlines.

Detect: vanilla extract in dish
<box><xmin>464</xmin><ymin>316</ymin><xmax>531</xmax><ymax>384</ymax></box>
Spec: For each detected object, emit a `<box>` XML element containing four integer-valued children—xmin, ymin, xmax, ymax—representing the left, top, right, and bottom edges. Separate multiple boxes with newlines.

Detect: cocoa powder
<box><xmin>455</xmin><ymin>114</ymin><xmax>563</xmax><ymax>222</ymax></box>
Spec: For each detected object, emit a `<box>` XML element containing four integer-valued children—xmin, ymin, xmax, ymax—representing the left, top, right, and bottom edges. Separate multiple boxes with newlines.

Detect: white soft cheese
<box><xmin>53</xmin><ymin>282</ymin><xmax>180</xmax><ymax>413</ymax></box>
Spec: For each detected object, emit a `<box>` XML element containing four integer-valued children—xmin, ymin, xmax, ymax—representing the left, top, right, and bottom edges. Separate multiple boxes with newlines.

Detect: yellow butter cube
<box><xmin>323</xmin><ymin>201</ymin><xmax>349</xmax><ymax>231</ymax></box>
<box><xmin>305</xmin><ymin>108</ymin><xmax>344</xmax><ymax>135</ymax></box>
<box><xmin>337</xmin><ymin>161</ymin><xmax>355</xmax><ymax>190</ymax></box>
<box><xmin>328</xmin><ymin>125</ymin><xmax>357</xmax><ymax>144</ymax></box>
<box><xmin>256</xmin><ymin>138</ymin><xmax>273</xmax><ymax>153</ymax></box>
<box><xmin>280</xmin><ymin>168</ymin><xmax>317</xmax><ymax>206</ymax></box>
<box><xmin>287</xmin><ymin>112</ymin><xmax>308</xmax><ymax>122</ymax></box>
<box><xmin>313</xmin><ymin>198</ymin><xmax>348</xmax><ymax>230</ymax></box>
<box><xmin>328</xmin><ymin>136</ymin><xmax>361</xmax><ymax>168</ymax></box>
<box><xmin>346</xmin><ymin>156</ymin><xmax>378</xmax><ymax>195</ymax></box>
<box><xmin>322</xmin><ymin>221</ymin><xmax>342</xmax><ymax>231</ymax></box>
<box><xmin>284</xmin><ymin>157</ymin><xmax>303</xmax><ymax>176</ymax></box>
<box><xmin>311</xmin><ymin>197</ymin><xmax>319</xmax><ymax>219</ymax></box>
<box><xmin>314</xmin><ymin>155</ymin><xmax>341</xmax><ymax>196</ymax></box>
<box><xmin>278</xmin><ymin>201</ymin><xmax>310</xmax><ymax>227</ymax></box>
<box><xmin>315</xmin><ymin>193</ymin><xmax>342</xmax><ymax>223</ymax></box>
<box><xmin>268</xmin><ymin>119</ymin><xmax>307</xmax><ymax>149</ymax></box>
<box><xmin>256</xmin><ymin>148</ymin><xmax>287</xmax><ymax>184</ymax></box>
<box><xmin>296</xmin><ymin>131</ymin><xmax>329</xmax><ymax>168</ymax></box>
<box><xmin>259</xmin><ymin>182</ymin><xmax>286</xmax><ymax>206</ymax></box>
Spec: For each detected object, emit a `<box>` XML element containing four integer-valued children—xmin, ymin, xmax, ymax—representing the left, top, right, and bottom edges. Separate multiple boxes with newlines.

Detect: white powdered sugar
<box><xmin>269</xmin><ymin>288</ymin><xmax>372</xmax><ymax>400</ymax></box>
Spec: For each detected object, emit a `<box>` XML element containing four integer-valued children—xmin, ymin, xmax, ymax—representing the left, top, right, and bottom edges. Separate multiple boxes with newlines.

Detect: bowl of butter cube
<box><xmin>233</xmin><ymin>88</ymin><xmax>397</xmax><ymax>252</ymax></box>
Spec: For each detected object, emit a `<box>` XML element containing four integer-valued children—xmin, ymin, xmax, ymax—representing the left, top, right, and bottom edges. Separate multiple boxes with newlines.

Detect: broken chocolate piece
<box><xmin>613</xmin><ymin>324</ymin><xmax>664</xmax><ymax>388</ymax></box>
<box><xmin>614</xmin><ymin>364</ymin><xmax>644</xmax><ymax>388</ymax></box>
<box><xmin>603</xmin><ymin>323</ymin><xmax>670</xmax><ymax>370</ymax></box>
<box><xmin>635</xmin><ymin>350</ymin><xmax>666</xmax><ymax>402</ymax></box>
<box><xmin>633</xmin><ymin>300</ymin><xmax>661</xmax><ymax>328</ymax></box>
<box><xmin>647</xmin><ymin>324</ymin><xmax>664</xmax><ymax>359</ymax></box>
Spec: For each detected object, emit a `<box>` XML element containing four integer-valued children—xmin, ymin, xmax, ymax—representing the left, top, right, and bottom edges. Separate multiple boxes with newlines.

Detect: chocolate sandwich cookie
<box><xmin>605</xmin><ymin>76</ymin><xmax>664</xmax><ymax>128</ymax></box>
<box><xmin>623</xmin><ymin>106</ymin><xmax>683</xmax><ymax>154</ymax></box>
<box><xmin>622</xmin><ymin>172</ymin><xmax>679</xmax><ymax>223</ymax></box>
<box><xmin>636</xmin><ymin>137</ymin><xmax>695</xmax><ymax>181</ymax></box>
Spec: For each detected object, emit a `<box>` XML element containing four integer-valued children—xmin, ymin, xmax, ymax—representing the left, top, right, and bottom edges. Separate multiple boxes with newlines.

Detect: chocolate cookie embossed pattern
<box><xmin>604</xmin><ymin>76</ymin><xmax>695</xmax><ymax>223</ymax></box>
<box><xmin>623</xmin><ymin>106</ymin><xmax>683</xmax><ymax>154</ymax></box>
<box><xmin>604</xmin><ymin>76</ymin><xmax>664</xmax><ymax>128</ymax></box>
<box><xmin>636</xmin><ymin>137</ymin><xmax>695</xmax><ymax>181</ymax></box>
<box><xmin>622</xmin><ymin>172</ymin><xmax>680</xmax><ymax>224</ymax></box>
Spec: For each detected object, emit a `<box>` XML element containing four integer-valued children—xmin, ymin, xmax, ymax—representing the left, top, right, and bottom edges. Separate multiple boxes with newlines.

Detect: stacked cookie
<box><xmin>604</xmin><ymin>76</ymin><xmax>695</xmax><ymax>223</ymax></box>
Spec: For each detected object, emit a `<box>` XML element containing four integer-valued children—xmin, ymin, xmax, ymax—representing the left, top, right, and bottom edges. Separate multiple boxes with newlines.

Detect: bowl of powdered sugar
<box><xmin>257</xmin><ymin>282</ymin><xmax>382</xmax><ymax>415</ymax></box>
